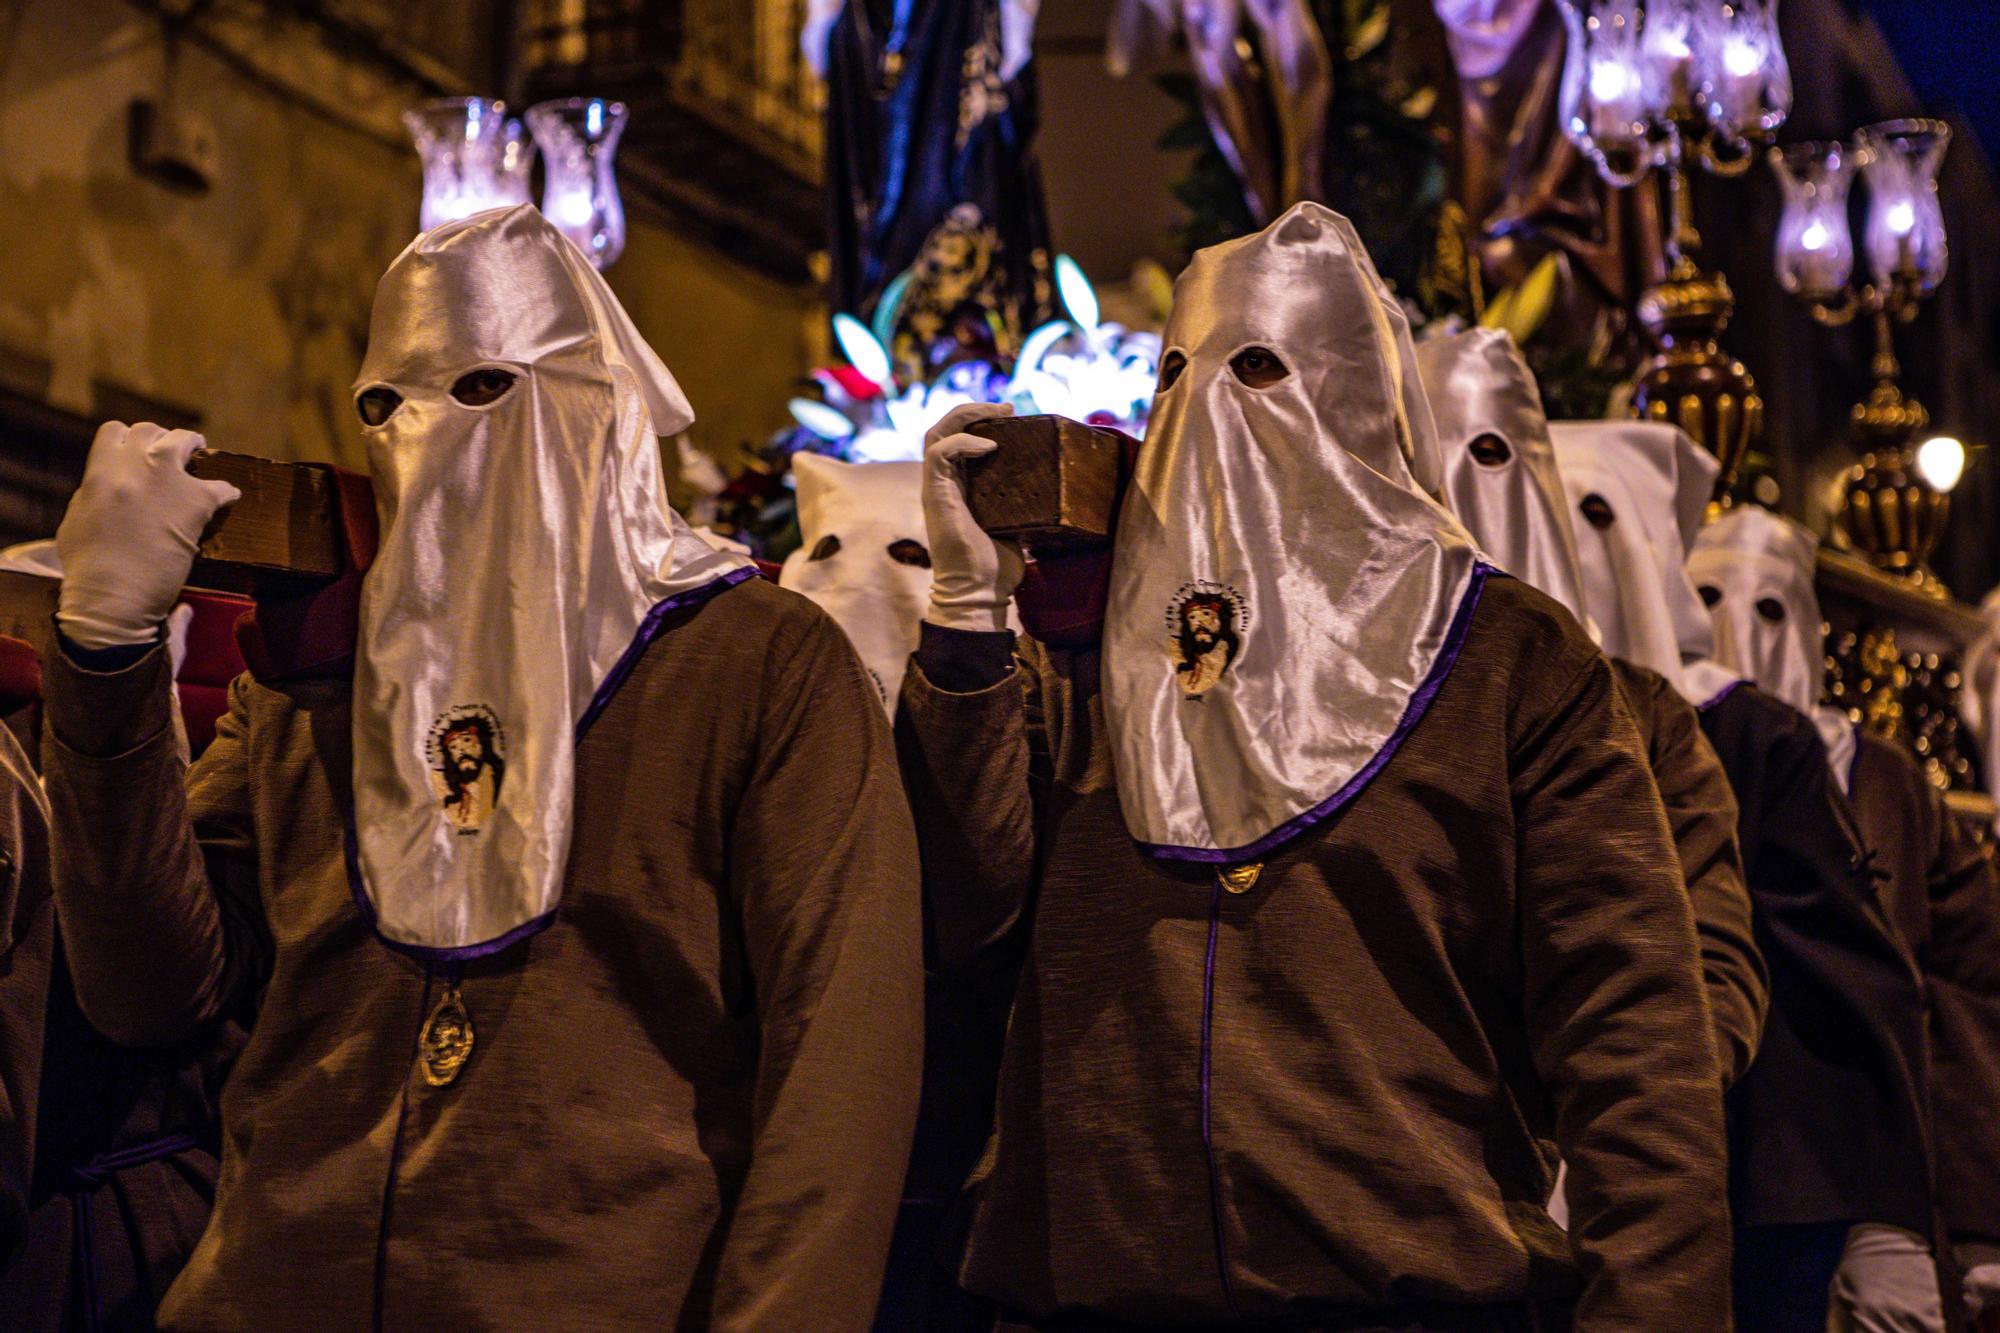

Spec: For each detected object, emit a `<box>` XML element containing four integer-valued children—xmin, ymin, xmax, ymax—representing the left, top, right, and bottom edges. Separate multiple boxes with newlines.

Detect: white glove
<box><xmin>1958</xmin><ymin>1243</ymin><xmax>2000</xmax><ymax>1319</ymax></box>
<box><xmin>1828</xmin><ymin>1223</ymin><xmax>1944</xmax><ymax>1333</ymax></box>
<box><xmin>922</xmin><ymin>402</ymin><xmax>1025</xmax><ymax>634</ymax></box>
<box><xmin>55</xmin><ymin>423</ymin><xmax>240</xmax><ymax>650</ymax></box>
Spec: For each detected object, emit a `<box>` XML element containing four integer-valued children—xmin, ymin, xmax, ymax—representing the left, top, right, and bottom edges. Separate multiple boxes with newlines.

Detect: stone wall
<box><xmin>0</xmin><ymin>0</ymin><xmax>821</xmax><ymax>507</ymax></box>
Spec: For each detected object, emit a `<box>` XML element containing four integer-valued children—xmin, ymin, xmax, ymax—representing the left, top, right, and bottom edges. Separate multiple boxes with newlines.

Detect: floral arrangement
<box><xmin>701</xmin><ymin>255</ymin><xmax>1162</xmax><ymax>559</ymax></box>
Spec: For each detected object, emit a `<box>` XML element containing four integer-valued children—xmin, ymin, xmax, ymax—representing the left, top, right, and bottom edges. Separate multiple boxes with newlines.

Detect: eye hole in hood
<box><xmin>1468</xmin><ymin>433</ymin><xmax>1512</xmax><ymax>467</ymax></box>
<box><xmin>1699</xmin><ymin>584</ymin><xmax>1723</xmax><ymax>608</ymax></box>
<box><xmin>1756</xmin><ymin>597</ymin><xmax>1786</xmax><ymax>623</ymax></box>
<box><xmin>1157</xmin><ymin>350</ymin><xmax>1187</xmax><ymax>393</ymax></box>
<box><xmin>1229</xmin><ymin>345</ymin><xmax>1288</xmax><ymax>388</ymax></box>
<box><xmin>887</xmin><ymin>539</ymin><xmax>931</xmax><ymax>568</ymax></box>
<box><xmin>809</xmin><ymin>534</ymin><xmax>842</xmax><ymax>561</ymax></box>
<box><xmin>1579</xmin><ymin>493</ymin><xmax>1616</xmax><ymax>530</ymax></box>
<box><xmin>451</xmin><ymin>367</ymin><xmax>518</xmax><ymax>407</ymax></box>
<box><xmin>357</xmin><ymin>387</ymin><xmax>403</xmax><ymax>427</ymax></box>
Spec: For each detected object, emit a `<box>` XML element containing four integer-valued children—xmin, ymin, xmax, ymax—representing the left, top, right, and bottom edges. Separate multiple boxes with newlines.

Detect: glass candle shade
<box><xmin>1559</xmin><ymin>0</ymin><xmax>1656</xmax><ymax>185</ymax></box>
<box><xmin>526</xmin><ymin>98</ymin><xmax>629</xmax><ymax>269</ymax></box>
<box><xmin>1858</xmin><ymin>118</ymin><xmax>1950</xmax><ymax>297</ymax></box>
<box><xmin>1771</xmin><ymin>140</ymin><xmax>1855</xmax><ymax>301</ymax></box>
<box><xmin>404</xmin><ymin>98</ymin><xmax>535</xmax><ymax>232</ymax></box>
<box><xmin>1638</xmin><ymin>0</ymin><xmax>1697</xmax><ymax>121</ymax></box>
<box><xmin>1696</xmin><ymin>0</ymin><xmax>1791</xmax><ymax>145</ymax></box>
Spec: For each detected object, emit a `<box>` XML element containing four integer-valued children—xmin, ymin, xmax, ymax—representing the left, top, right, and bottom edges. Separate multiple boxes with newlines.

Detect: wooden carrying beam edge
<box><xmin>0</xmin><ymin>452</ymin><xmax>347</xmax><ymax>660</ymax></box>
<box><xmin>185</xmin><ymin>450</ymin><xmax>347</xmax><ymax>594</ymax></box>
<box><xmin>961</xmin><ymin>414</ymin><xmax>1130</xmax><ymax>553</ymax></box>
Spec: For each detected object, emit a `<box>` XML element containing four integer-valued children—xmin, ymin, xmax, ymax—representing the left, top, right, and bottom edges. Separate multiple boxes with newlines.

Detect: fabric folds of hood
<box><xmin>1103</xmin><ymin>201</ymin><xmax>1482</xmax><ymax>862</ymax></box>
<box><xmin>350</xmin><ymin>205</ymin><xmax>752</xmax><ymax>956</ymax></box>
<box><xmin>1688</xmin><ymin>504</ymin><xmax>1855</xmax><ymax>782</ymax></box>
<box><xmin>1549</xmin><ymin>420</ymin><xmax>1739</xmax><ymax>707</ymax></box>
<box><xmin>1417</xmin><ymin>327</ymin><xmax>1593</xmax><ymax>632</ymax></box>
<box><xmin>779</xmin><ymin>453</ymin><xmax>930</xmax><ymax>717</ymax></box>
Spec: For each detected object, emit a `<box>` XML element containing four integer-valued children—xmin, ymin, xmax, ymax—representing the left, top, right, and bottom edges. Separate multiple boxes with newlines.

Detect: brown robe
<box><xmin>1609</xmin><ymin>658</ymin><xmax>1768</xmax><ymax>1088</ymax></box>
<box><xmin>40</xmin><ymin>577</ymin><xmax>924</xmax><ymax>1331</ymax></box>
<box><xmin>1848</xmin><ymin>728</ymin><xmax>2000</xmax><ymax>1247</ymax></box>
<box><xmin>0</xmin><ymin>725</ymin><xmax>52</xmax><ymax>1269</ymax></box>
<box><xmin>897</xmin><ymin>575</ymin><xmax>1731</xmax><ymax>1329</ymax></box>
<box><xmin>0</xmin><ymin>685</ymin><xmax>241</xmax><ymax>1333</ymax></box>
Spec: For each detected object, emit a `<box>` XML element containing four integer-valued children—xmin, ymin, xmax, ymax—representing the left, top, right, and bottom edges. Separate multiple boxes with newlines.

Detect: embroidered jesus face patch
<box><xmin>425</xmin><ymin>705</ymin><xmax>507</xmax><ymax>835</ymax></box>
<box><xmin>1167</xmin><ymin>582</ymin><xmax>1248</xmax><ymax>699</ymax></box>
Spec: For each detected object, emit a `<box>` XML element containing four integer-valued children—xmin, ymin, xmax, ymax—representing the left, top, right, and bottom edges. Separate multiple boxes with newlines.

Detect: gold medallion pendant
<box><xmin>1217</xmin><ymin>862</ymin><xmax>1263</xmax><ymax>895</ymax></box>
<box><xmin>418</xmin><ymin>984</ymin><xmax>475</xmax><ymax>1088</ymax></box>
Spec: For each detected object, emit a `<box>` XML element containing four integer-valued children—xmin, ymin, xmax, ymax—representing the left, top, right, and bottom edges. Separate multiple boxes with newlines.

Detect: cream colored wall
<box><xmin>0</xmin><ymin>0</ymin><xmax>818</xmax><ymax>475</ymax></box>
<box><xmin>609</xmin><ymin>222</ymin><xmax>822</xmax><ymax>468</ymax></box>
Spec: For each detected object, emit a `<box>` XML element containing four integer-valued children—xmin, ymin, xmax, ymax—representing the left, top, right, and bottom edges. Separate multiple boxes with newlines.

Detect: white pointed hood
<box><xmin>1963</xmin><ymin>589</ymin><xmax>2000</xmax><ymax>831</ymax></box>
<box><xmin>1103</xmin><ymin>202</ymin><xmax>1484</xmax><ymax>862</ymax></box>
<box><xmin>779</xmin><ymin>454</ymin><xmax>931</xmax><ymax>717</ymax></box>
<box><xmin>1688</xmin><ymin>505</ymin><xmax>1854</xmax><ymax>782</ymax></box>
<box><xmin>1418</xmin><ymin>328</ymin><xmax>1593</xmax><ymax>631</ymax></box>
<box><xmin>1549</xmin><ymin>420</ymin><xmax>1738</xmax><ymax>706</ymax></box>
<box><xmin>350</xmin><ymin>205</ymin><xmax>753</xmax><ymax>957</ymax></box>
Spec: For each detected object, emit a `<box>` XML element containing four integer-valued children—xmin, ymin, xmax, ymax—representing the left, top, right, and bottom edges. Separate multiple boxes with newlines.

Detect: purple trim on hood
<box><xmin>344</xmin><ymin>823</ymin><xmax>557</xmax><ymax>963</ymax></box>
<box><xmin>576</xmin><ymin>565</ymin><xmax>758</xmax><ymax>741</ymax></box>
<box><xmin>347</xmin><ymin>564</ymin><xmax>756</xmax><ymax>964</ymax></box>
<box><xmin>1137</xmin><ymin>562</ymin><xmax>1493</xmax><ymax>865</ymax></box>
<box><xmin>1695</xmin><ymin>679</ymin><xmax>1747</xmax><ymax>714</ymax></box>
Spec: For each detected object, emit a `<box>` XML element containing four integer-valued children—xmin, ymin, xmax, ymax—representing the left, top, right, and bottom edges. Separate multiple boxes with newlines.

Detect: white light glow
<box><xmin>551</xmin><ymin>189</ymin><xmax>594</xmax><ymax>228</ymax></box>
<box><xmin>1885</xmin><ymin>200</ymin><xmax>1916</xmax><ymax>235</ymax></box>
<box><xmin>1722</xmin><ymin>36</ymin><xmax>1762</xmax><ymax>79</ymax></box>
<box><xmin>1800</xmin><ymin>220</ymin><xmax>1829</xmax><ymax>252</ymax></box>
<box><xmin>1918</xmin><ymin>435</ymin><xmax>1967</xmax><ymax>492</ymax></box>
<box><xmin>1055</xmin><ymin>254</ymin><xmax>1100</xmax><ymax>332</ymax></box>
<box><xmin>1590</xmin><ymin>58</ymin><xmax>1634</xmax><ymax>103</ymax></box>
<box><xmin>832</xmin><ymin>313</ymin><xmax>893</xmax><ymax>389</ymax></box>
<box><xmin>789</xmin><ymin>397</ymin><xmax>857</xmax><ymax>440</ymax></box>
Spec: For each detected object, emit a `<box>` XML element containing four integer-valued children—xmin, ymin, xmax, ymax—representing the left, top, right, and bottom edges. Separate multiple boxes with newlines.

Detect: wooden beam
<box><xmin>962</xmin><ymin>415</ymin><xmax>1128</xmax><ymax>554</ymax></box>
<box><xmin>186</xmin><ymin>451</ymin><xmax>346</xmax><ymax>593</ymax></box>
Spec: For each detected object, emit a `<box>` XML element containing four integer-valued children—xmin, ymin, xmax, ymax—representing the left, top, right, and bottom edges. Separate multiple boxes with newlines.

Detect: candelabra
<box><xmin>1557</xmin><ymin>0</ymin><xmax>1791</xmax><ymax>504</ymax></box>
<box><xmin>1770</xmin><ymin>119</ymin><xmax>1959</xmax><ymax>591</ymax></box>
<box><xmin>404</xmin><ymin>98</ymin><xmax>535</xmax><ymax>232</ymax></box>
<box><xmin>405</xmin><ymin>96</ymin><xmax>630</xmax><ymax>270</ymax></box>
<box><xmin>526</xmin><ymin>98</ymin><xmax>629</xmax><ymax>270</ymax></box>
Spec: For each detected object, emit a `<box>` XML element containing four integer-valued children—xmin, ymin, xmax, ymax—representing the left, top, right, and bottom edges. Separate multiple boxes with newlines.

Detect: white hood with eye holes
<box><xmin>350</xmin><ymin>206</ymin><xmax>752</xmax><ymax>958</ymax></box>
<box><xmin>779</xmin><ymin>454</ymin><xmax>931</xmax><ymax>718</ymax></box>
<box><xmin>1688</xmin><ymin>505</ymin><xmax>1856</xmax><ymax>783</ymax></box>
<box><xmin>1102</xmin><ymin>202</ymin><xmax>1482</xmax><ymax>863</ymax></box>
<box><xmin>1548</xmin><ymin>420</ymin><xmax>1739</xmax><ymax>707</ymax></box>
<box><xmin>1418</xmin><ymin>327</ymin><xmax>1594</xmax><ymax>634</ymax></box>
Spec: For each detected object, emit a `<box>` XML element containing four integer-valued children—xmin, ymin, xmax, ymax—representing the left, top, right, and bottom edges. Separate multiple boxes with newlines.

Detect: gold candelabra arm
<box><xmin>1806</xmin><ymin>288</ymin><xmax>1865</xmax><ymax>327</ymax></box>
<box><xmin>1693</xmin><ymin>127</ymin><xmax>1758</xmax><ymax>178</ymax></box>
<box><xmin>1662</xmin><ymin>147</ymin><xmax>1704</xmax><ymax>264</ymax></box>
<box><xmin>1869</xmin><ymin>301</ymin><xmax>1902</xmax><ymax>386</ymax></box>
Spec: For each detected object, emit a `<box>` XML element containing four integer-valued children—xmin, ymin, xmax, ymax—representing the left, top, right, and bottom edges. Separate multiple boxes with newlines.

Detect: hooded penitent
<box><xmin>1963</xmin><ymin>589</ymin><xmax>2000</xmax><ymax>832</ymax></box>
<box><xmin>1417</xmin><ymin>327</ymin><xmax>1592</xmax><ymax>629</ymax></box>
<box><xmin>1103</xmin><ymin>201</ymin><xmax>1483</xmax><ymax>861</ymax></box>
<box><xmin>1688</xmin><ymin>505</ymin><xmax>1856</xmax><ymax>781</ymax></box>
<box><xmin>350</xmin><ymin>206</ymin><xmax>753</xmax><ymax>956</ymax></box>
<box><xmin>779</xmin><ymin>453</ymin><xmax>931</xmax><ymax>715</ymax></box>
<box><xmin>1549</xmin><ymin>420</ymin><xmax>1739</xmax><ymax>706</ymax></box>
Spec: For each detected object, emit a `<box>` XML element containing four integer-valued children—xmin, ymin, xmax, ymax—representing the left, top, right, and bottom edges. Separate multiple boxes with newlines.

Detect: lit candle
<box><xmin>1770</xmin><ymin>140</ymin><xmax>1854</xmax><ymax>300</ymax></box>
